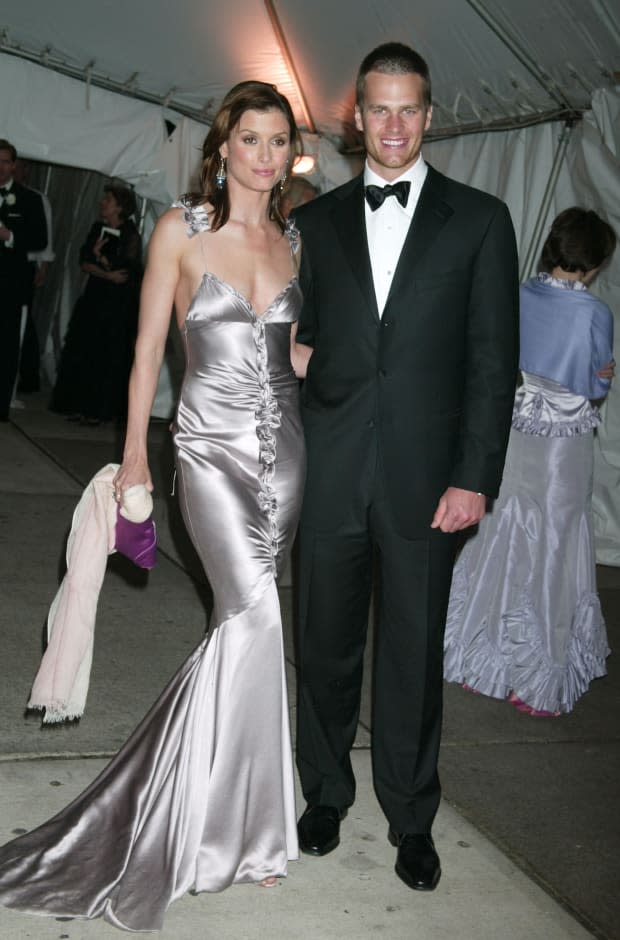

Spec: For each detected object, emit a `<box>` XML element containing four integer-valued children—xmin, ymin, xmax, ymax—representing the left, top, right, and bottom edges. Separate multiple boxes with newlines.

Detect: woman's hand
<box><xmin>81</xmin><ymin>261</ymin><xmax>127</xmax><ymax>281</ymax></box>
<box><xmin>598</xmin><ymin>360</ymin><xmax>616</xmax><ymax>381</ymax></box>
<box><xmin>107</xmin><ymin>268</ymin><xmax>129</xmax><ymax>283</ymax></box>
<box><xmin>113</xmin><ymin>456</ymin><xmax>153</xmax><ymax>504</ymax></box>
<box><xmin>92</xmin><ymin>236</ymin><xmax>111</xmax><ymax>269</ymax></box>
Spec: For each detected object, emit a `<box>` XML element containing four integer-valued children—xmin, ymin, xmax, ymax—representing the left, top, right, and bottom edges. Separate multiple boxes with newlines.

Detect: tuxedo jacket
<box><xmin>294</xmin><ymin>164</ymin><xmax>520</xmax><ymax>538</ymax></box>
<box><xmin>0</xmin><ymin>180</ymin><xmax>48</xmax><ymax>302</ymax></box>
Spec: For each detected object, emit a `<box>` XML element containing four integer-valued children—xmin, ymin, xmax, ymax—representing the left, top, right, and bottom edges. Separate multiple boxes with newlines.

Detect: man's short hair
<box><xmin>356</xmin><ymin>42</ymin><xmax>432</xmax><ymax>110</ymax></box>
<box><xmin>0</xmin><ymin>139</ymin><xmax>17</xmax><ymax>162</ymax></box>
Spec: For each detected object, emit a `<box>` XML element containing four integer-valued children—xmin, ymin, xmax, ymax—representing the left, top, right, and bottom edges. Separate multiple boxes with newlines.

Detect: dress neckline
<box><xmin>202</xmin><ymin>271</ymin><xmax>298</xmax><ymax>320</ymax></box>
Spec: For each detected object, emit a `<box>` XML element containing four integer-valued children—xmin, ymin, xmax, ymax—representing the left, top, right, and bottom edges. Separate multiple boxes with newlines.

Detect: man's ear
<box><xmin>354</xmin><ymin>105</ymin><xmax>364</xmax><ymax>134</ymax></box>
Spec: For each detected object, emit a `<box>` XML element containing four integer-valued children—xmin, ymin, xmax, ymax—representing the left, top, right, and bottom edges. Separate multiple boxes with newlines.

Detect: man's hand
<box><xmin>431</xmin><ymin>487</ymin><xmax>486</xmax><ymax>533</ymax></box>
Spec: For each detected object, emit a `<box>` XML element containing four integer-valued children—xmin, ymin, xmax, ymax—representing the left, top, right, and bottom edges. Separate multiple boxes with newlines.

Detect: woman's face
<box><xmin>220</xmin><ymin>108</ymin><xmax>291</xmax><ymax>194</ymax></box>
<box><xmin>99</xmin><ymin>192</ymin><xmax>122</xmax><ymax>225</ymax></box>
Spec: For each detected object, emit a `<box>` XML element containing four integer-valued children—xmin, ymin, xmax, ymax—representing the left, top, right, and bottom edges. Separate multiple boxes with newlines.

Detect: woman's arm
<box><xmin>81</xmin><ymin>260</ymin><xmax>129</xmax><ymax>283</ymax></box>
<box><xmin>290</xmin><ymin>321</ymin><xmax>313</xmax><ymax>378</ymax></box>
<box><xmin>589</xmin><ymin>301</ymin><xmax>615</xmax><ymax>398</ymax></box>
<box><xmin>114</xmin><ymin>211</ymin><xmax>183</xmax><ymax>494</ymax></box>
<box><xmin>115</xmin><ymin>223</ymin><xmax>144</xmax><ymax>280</ymax></box>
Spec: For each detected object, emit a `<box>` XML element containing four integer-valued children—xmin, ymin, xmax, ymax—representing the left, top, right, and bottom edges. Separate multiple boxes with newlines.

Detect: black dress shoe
<box><xmin>298</xmin><ymin>805</ymin><xmax>346</xmax><ymax>856</ymax></box>
<box><xmin>388</xmin><ymin>828</ymin><xmax>441</xmax><ymax>891</ymax></box>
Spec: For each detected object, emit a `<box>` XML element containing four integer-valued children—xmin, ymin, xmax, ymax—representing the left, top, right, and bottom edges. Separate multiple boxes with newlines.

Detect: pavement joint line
<box><xmin>7</xmin><ymin>417</ymin><xmax>222</xmax><ymax>592</ymax></box>
<box><xmin>1</xmin><ymin>743</ymin><xmax>374</xmax><ymax>763</ymax></box>
<box><xmin>444</xmin><ymin>797</ymin><xmax>612</xmax><ymax>940</ymax></box>
<box><xmin>9</xmin><ymin>417</ymin><xmax>90</xmax><ymax>490</ymax></box>
<box><xmin>0</xmin><ymin>752</ymin><xmax>117</xmax><ymax>763</ymax></box>
<box><xmin>441</xmin><ymin>736</ymin><xmax>620</xmax><ymax>746</ymax></box>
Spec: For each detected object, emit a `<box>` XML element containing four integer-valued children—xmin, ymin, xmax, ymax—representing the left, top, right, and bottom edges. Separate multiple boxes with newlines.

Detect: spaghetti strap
<box><xmin>198</xmin><ymin>229</ymin><xmax>208</xmax><ymax>270</ymax></box>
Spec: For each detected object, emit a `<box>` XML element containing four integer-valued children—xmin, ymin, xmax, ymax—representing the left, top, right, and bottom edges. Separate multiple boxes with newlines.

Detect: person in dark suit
<box><xmin>293</xmin><ymin>43</ymin><xmax>519</xmax><ymax>891</ymax></box>
<box><xmin>0</xmin><ymin>139</ymin><xmax>47</xmax><ymax>420</ymax></box>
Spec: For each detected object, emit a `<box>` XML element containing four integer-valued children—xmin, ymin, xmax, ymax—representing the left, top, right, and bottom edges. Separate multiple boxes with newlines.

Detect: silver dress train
<box><xmin>0</xmin><ymin>203</ymin><xmax>305</xmax><ymax>931</ymax></box>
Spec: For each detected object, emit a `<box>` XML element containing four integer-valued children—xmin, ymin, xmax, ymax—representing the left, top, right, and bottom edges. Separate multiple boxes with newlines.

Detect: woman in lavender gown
<box><xmin>0</xmin><ymin>81</ymin><xmax>312</xmax><ymax>931</ymax></box>
<box><xmin>444</xmin><ymin>208</ymin><xmax>616</xmax><ymax>716</ymax></box>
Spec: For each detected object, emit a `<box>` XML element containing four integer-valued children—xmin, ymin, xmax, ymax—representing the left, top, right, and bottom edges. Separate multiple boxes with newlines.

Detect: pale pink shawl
<box><xmin>28</xmin><ymin>464</ymin><xmax>120</xmax><ymax>723</ymax></box>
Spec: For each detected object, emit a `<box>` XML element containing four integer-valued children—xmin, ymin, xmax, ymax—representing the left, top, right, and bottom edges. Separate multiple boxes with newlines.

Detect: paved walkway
<box><xmin>0</xmin><ymin>397</ymin><xmax>617</xmax><ymax>939</ymax></box>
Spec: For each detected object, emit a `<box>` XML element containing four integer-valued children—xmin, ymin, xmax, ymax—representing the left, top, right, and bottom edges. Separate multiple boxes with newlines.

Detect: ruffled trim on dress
<box><xmin>250</xmin><ymin>219</ymin><xmax>298</xmax><ymax>574</ymax></box>
<box><xmin>284</xmin><ymin>218</ymin><xmax>300</xmax><ymax>255</ymax></box>
<box><xmin>502</xmin><ymin>593</ymin><xmax>609</xmax><ymax>714</ymax></box>
<box><xmin>511</xmin><ymin>384</ymin><xmax>601</xmax><ymax>437</ymax></box>
<box><xmin>511</xmin><ymin>410</ymin><xmax>601</xmax><ymax>437</ymax></box>
<box><xmin>174</xmin><ymin>197</ymin><xmax>211</xmax><ymax>237</ymax></box>
<box><xmin>445</xmin><ymin>561</ymin><xmax>610</xmax><ymax>714</ymax></box>
<box><xmin>253</xmin><ymin>318</ymin><xmax>281</xmax><ymax>574</ymax></box>
<box><xmin>444</xmin><ymin>557</ymin><xmax>512</xmax><ymax>700</ymax></box>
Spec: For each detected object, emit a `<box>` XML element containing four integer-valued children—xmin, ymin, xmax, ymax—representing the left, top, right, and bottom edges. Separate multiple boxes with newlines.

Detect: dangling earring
<box><xmin>216</xmin><ymin>156</ymin><xmax>227</xmax><ymax>189</ymax></box>
<box><xmin>279</xmin><ymin>166</ymin><xmax>288</xmax><ymax>193</ymax></box>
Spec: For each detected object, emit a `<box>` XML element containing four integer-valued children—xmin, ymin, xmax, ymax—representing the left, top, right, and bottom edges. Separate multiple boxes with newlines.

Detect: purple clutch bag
<box><xmin>115</xmin><ymin>507</ymin><xmax>157</xmax><ymax>569</ymax></box>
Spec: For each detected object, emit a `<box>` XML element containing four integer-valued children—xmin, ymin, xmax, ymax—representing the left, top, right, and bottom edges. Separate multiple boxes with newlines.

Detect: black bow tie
<box><xmin>365</xmin><ymin>181</ymin><xmax>410</xmax><ymax>211</ymax></box>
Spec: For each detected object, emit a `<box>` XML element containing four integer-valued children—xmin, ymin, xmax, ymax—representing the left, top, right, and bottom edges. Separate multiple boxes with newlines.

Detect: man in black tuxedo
<box><xmin>0</xmin><ymin>139</ymin><xmax>47</xmax><ymax>420</ymax></box>
<box><xmin>293</xmin><ymin>43</ymin><xmax>519</xmax><ymax>890</ymax></box>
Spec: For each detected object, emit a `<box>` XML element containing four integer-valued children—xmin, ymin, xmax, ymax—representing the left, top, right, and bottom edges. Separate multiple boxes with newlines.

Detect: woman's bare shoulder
<box><xmin>149</xmin><ymin>206</ymin><xmax>192</xmax><ymax>251</ymax></box>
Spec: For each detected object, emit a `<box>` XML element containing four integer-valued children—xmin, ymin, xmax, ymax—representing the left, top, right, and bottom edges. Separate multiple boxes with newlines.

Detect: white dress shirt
<box><xmin>364</xmin><ymin>156</ymin><xmax>428</xmax><ymax>316</ymax></box>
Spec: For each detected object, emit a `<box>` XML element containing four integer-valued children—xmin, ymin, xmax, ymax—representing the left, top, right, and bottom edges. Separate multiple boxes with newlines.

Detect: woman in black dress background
<box><xmin>51</xmin><ymin>184</ymin><xmax>142</xmax><ymax>424</ymax></box>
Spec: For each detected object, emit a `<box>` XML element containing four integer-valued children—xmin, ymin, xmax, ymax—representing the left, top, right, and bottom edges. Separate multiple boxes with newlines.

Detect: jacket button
<box><xmin>367</xmin><ymin>419</ymin><xmax>376</xmax><ymax>428</ymax></box>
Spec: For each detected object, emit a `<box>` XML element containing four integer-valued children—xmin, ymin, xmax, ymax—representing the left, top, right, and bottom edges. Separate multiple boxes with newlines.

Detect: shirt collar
<box><xmin>1</xmin><ymin>179</ymin><xmax>13</xmax><ymax>193</ymax></box>
<box><xmin>363</xmin><ymin>156</ymin><xmax>427</xmax><ymax>216</ymax></box>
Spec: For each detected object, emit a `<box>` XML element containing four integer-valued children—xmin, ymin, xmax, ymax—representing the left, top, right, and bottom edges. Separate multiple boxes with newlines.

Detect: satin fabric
<box><xmin>0</xmin><ymin>210</ymin><xmax>304</xmax><ymax>930</ymax></box>
<box><xmin>444</xmin><ymin>371</ymin><xmax>609</xmax><ymax>714</ymax></box>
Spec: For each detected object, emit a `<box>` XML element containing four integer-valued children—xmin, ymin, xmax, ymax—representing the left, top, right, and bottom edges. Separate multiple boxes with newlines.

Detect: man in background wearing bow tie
<box><xmin>293</xmin><ymin>43</ymin><xmax>519</xmax><ymax>891</ymax></box>
<box><xmin>0</xmin><ymin>139</ymin><xmax>47</xmax><ymax>421</ymax></box>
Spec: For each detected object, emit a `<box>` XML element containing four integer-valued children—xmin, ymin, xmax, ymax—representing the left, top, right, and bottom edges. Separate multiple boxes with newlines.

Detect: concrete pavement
<box><xmin>0</xmin><ymin>396</ymin><xmax>617</xmax><ymax>939</ymax></box>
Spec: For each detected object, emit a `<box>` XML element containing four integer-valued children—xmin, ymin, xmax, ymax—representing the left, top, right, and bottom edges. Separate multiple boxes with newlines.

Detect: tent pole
<box><xmin>43</xmin><ymin>165</ymin><xmax>52</xmax><ymax>197</ymax></box>
<box><xmin>137</xmin><ymin>194</ymin><xmax>148</xmax><ymax>237</ymax></box>
<box><xmin>465</xmin><ymin>0</ymin><xmax>572</xmax><ymax>110</ymax></box>
<box><xmin>519</xmin><ymin>120</ymin><xmax>574</xmax><ymax>281</ymax></box>
<box><xmin>263</xmin><ymin>0</ymin><xmax>316</xmax><ymax>133</ymax></box>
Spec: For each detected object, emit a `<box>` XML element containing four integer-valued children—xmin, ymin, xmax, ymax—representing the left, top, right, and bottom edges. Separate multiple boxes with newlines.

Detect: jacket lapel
<box><xmin>330</xmin><ymin>176</ymin><xmax>380</xmax><ymax>322</ymax></box>
<box><xmin>0</xmin><ymin>181</ymin><xmax>19</xmax><ymax>224</ymax></box>
<box><xmin>385</xmin><ymin>165</ymin><xmax>453</xmax><ymax>310</ymax></box>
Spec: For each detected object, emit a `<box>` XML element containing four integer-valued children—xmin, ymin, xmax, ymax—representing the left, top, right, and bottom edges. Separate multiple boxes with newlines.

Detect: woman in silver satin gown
<box><xmin>0</xmin><ymin>81</ymin><xmax>312</xmax><ymax>931</ymax></box>
<box><xmin>444</xmin><ymin>208</ymin><xmax>616</xmax><ymax>717</ymax></box>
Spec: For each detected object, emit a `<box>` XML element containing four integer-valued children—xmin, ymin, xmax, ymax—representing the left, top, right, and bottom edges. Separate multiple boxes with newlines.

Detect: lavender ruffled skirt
<box><xmin>444</xmin><ymin>419</ymin><xmax>609</xmax><ymax>714</ymax></box>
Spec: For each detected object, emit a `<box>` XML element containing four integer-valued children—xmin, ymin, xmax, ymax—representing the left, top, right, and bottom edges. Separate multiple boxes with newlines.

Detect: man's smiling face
<box><xmin>355</xmin><ymin>71</ymin><xmax>432</xmax><ymax>182</ymax></box>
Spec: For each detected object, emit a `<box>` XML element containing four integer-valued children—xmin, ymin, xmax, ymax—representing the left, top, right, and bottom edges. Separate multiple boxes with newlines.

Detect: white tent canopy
<box><xmin>1</xmin><ymin>0</ymin><xmax>618</xmax><ymax>200</ymax></box>
<box><xmin>2</xmin><ymin>0</ymin><xmax>618</xmax><ymax>139</ymax></box>
<box><xmin>1</xmin><ymin>0</ymin><xmax>619</xmax><ymax>561</ymax></box>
